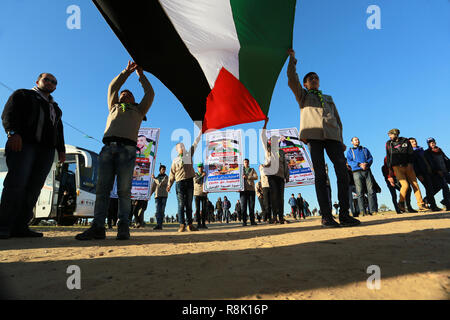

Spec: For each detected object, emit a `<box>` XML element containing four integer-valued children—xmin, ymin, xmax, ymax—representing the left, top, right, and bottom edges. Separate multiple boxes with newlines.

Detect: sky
<box><xmin>0</xmin><ymin>0</ymin><xmax>449</xmax><ymax>222</ymax></box>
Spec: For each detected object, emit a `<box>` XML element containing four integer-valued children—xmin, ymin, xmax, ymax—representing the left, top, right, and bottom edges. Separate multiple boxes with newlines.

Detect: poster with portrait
<box><xmin>265</xmin><ymin>127</ymin><xmax>315</xmax><ymax>187</ymax></box>
<box><xmin>110</xmin><ymin>127</ymin><xmax>160</xmax><ymax>200</ymax></box>
<box><xmin>204</xmin><ymin>130</ymin><xmax>244</xmax><ymax>192</ymax></box>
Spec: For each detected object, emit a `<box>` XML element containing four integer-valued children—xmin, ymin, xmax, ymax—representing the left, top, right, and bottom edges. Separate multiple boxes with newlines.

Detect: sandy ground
<box><xmin>0</xmin><ymin>211</ymin><xmax>449</xmax><ymax>300</ymax></box>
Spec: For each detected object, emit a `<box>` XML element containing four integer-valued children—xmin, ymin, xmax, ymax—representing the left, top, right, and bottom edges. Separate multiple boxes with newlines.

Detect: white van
<box><xmin>0</xmin><ymin>145</ymin><xmax>99</xmax><ymax>226</ymax></box>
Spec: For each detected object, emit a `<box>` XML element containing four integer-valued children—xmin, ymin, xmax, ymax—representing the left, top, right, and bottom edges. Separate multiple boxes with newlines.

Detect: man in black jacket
<box><xmin>0</xmin><ymin>73</ymin><xmax>66</xmax><ymax>239</ymax></box>
<box><xmin>385</xmin><ymin>129</ymin><xmax>427</xmax><ymax>213</ymax></box>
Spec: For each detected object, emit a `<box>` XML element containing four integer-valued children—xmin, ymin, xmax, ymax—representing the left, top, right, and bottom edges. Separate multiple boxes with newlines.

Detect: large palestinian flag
<box><xmin>93</xmin><ymin>0</ymin><xmax>296</xmax><ymax>132</ymax></box>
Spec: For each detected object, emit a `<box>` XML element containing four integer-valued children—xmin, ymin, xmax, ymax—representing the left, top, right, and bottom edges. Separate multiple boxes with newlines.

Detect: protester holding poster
<box><xmin>240</xmin><ymin>159</ymin><xmax>258</xmax><ymax>226</ymax></box>
<box><xmin>167</xmin><ymin>131</ymin><xmax>202</xmax><ymax>233</ymax></box>
<box><xmin>261</xmin><ymin>119</ymin><xmax>290</xmax><ymax>224</ymax></box>
<box><xmin>204</xmin><ymin>130</ymin><xmax>244</xmax><ymax>193</ymax></box>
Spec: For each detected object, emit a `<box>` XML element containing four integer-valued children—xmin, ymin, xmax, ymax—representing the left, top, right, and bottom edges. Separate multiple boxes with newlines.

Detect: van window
<box><xmin>78</xmin><ymin>152</ymin><xmax>98</xmax><ymax>193</ymax></box>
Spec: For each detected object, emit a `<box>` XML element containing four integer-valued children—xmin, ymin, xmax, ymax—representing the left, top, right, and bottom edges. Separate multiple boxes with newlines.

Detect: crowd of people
<box><xmin>0</xmin><ymin>52</ymin><xmax>448</xmax><ymax>241</ymax></box>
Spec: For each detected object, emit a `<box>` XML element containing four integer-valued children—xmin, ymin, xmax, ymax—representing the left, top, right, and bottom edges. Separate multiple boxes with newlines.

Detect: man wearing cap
<box><xmin>386</xmin><ymin>129</ymin><xmax>428</xmax><ymax>213</ymax></box>
<box><xmin>424</xmin><ymin>138</ymin><xmax>450</xmax><ymax>211</ymax></box>
<box><xmin>194</xmin><ymin>163</ymin><xmax>208</xmax><ymax>229</ymax></box>
<box><xmin>76</xmin><ymin>61</ymin><xmax>154</xmax><ymax>241</ymax></box>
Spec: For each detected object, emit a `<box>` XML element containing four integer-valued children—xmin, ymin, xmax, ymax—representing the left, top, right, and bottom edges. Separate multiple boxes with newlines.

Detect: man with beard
<box><xmin>0</xmin><ymin>73</ymin><xmax>65</xmax><ymax>239</ymax></box>
<box><xmin>76</xmin><ymin>61</ymin><xmax>154</xmax><ymax>240</ymax></box>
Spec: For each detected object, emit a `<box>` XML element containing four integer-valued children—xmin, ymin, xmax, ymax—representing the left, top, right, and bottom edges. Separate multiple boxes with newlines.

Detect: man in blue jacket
<box><xmin>346</xmin><ymin>137</ymin><xmax>378</xmax><ymax>216</ymax></box>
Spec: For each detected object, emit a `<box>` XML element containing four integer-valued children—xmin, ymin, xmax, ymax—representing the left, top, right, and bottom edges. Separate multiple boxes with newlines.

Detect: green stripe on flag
<box><xmin>230</xmin><ymin>0</ymin><xmax>296</xmax><ymax>115</ymax></box>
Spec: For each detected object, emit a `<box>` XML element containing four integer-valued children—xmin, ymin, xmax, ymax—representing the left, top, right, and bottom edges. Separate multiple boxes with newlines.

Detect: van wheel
<box><xmin>56</xmin><ymin>210</ymin><xmax>78</xmax><ymax>226</ymax></box>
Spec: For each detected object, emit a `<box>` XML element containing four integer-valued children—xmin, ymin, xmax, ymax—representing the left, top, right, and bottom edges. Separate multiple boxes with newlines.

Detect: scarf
<box><xmin>32</xmin><ymin>87</ymin><xmax>56</xmax><ymax>125</ymax></box>
<box><xmin>155</xmin><ymin>173</ymin><xmax>166</xmax><ymax>182</ymax></box>
<box><xmin>308</xmin><ymin>89</ymin><xmax>324</xmax><ymax>107</ymax></box>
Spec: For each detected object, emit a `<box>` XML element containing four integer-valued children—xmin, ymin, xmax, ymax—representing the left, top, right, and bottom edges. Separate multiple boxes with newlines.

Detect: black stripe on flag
<box><xmin>92</xmin><ymin>0</ymin><xmax>211</xmax><ymax>122</ymax></box>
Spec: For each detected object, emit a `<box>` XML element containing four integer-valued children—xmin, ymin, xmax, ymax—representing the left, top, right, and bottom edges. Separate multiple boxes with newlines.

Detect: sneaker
<box><xmin>418</xmin><ymin>206</ymin><xmax>430</xmax><ymax>212</ymax></box>
<box><xmin>11</xmin><ymin>228</ymin><xmax>43</xmax><ymax>238</ymax></box>
<box><xmin>398</xmin><ymin>202</ymin><xmax>406</xmax><ymax>213</ymax></box>
<box><xmin>116</xmin><ymin>222</ymin><xmax>130</xmax><ymax>240</ymax></box>
<box><xmin>153</xmin><ymin>225</ymin><xmax>163</xmax><ymax>230</ymax></box>
<box><xmin>178</xmin><ymin>224</ymin><xmax>186</xmax><ymax>233</ymax></box>
<box><xmin>430</xmin><ymin>206</ymin><xmax>442</xmax><ymax>212</ymax></box>
<box><xmin>339</xmin><ymin>215</ymin><xmax>361</xmax><ymax>227</ymax></box>
<box><xmin>250</xmin><ymin>221</ymin><xmax>258</xmax><ymax>226</ymax></box>
<box><xmin>75</xmin><ymin>225</ymin><xmax>106</xmax><ymax>241</ymax></box>
<box><xmin>187</xmin><ymin>224</ymin><xmax>198</xmax><ymax>232</ymax></box>
<box><xmin>321</xmin><ymin>217</ymin><xmax>341</xmax><ymax>228</ymax></box>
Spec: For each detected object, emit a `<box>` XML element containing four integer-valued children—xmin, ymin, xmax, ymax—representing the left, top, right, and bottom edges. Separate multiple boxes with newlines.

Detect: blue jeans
<box><xmin>0</xmin><ymin>143</ymin><xmax>55</xmax><ymax>233</ymax></box>
<box><xmin>176</xmin><ymin>178</ymin><xmax>194</xmax><ymax>225</ymax></box>
<box><xmin>155</xmin><ymin>197</ymin><xmax>167</xmax><ymax>226</ymax></box>
<box><xmin>353</xmin><ymin>170</ymin><xmax>378</xmax><ymax>214</ymax></box>
<box><xmin>93</xmin><ymin>144</ymin><xmax>136</xmax><ymax>227</ymax></box>
<box><xmin>308</xmin><ymin>139</ymin><xmax>349</xmax><ymax>218</ymax></box>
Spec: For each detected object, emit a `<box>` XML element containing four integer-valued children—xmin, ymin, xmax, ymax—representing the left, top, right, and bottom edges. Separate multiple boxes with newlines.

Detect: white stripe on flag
<box><xmin>159</xmin><ymin>0</ymin><xmax>240</xmax><ymax>89</ymax></box>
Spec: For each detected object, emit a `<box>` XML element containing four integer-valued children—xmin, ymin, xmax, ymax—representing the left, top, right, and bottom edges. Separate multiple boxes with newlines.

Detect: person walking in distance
<box><xmin>296</xmin><ymin>193</ymin><xmax>306</xmax><ymax>220</ymax></box>
<box><xmin>0</xmin><ymin>73</ymin><xmax>66</xmax><ymax>239</ymax></box>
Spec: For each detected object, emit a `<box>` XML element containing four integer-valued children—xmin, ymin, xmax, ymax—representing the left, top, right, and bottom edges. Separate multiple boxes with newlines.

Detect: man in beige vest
<box><xmin>76</xmin><ymin>61</ymin><xmax>154</xmax><ymax>240</ymax></box>
<box><xmin>287</xmin><ymin>49</ymin><xmax>359</xmax><ymax>228</ymax></box>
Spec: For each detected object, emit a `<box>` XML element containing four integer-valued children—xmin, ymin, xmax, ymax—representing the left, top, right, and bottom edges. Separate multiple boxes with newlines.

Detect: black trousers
<box><xmin>262</xmin><ymin>187</ymin><xmax>272</xmax><ymax>221</ymax></box>
<box><xmin>258</xmin><ymin>197</ymin><xmax>265</xmax><ymax>220</ymax></box>
<box><xmin>240</xmin><ymin>191</ymin><xmax>256</xmax><ymax>223</ymax></box>
<box><xmin>107</xmin><ymin>197</ymin><xmax>118</xmax><ymax>228</ymax></box>
<box><xmin>268</xmin><ymin>176</ymin><xmax>285</xmax><ymax>221</ymax></box>
<box><xmin>308</xmin><ymin>140</ymin><xmax>349</xmax><ymax>219</ymax></box>
<box><xmin>195</xmin><ymin>196</ymin><xmax>208</xmax><ymax>225</ymax></box>
<box><xmin>0</xmin><ymin>143</ymin><xmax>55</xmax><ymax>233</ymax></box>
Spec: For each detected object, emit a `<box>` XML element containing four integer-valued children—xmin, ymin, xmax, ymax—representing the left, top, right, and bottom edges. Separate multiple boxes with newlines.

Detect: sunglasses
<box><xmin>43</xmin><ymin>77</ymin><xmax>58</xmax><ymax>85</ymax></box>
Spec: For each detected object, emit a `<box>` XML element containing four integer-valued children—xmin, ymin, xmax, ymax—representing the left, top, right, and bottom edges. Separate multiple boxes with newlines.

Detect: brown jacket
<box><xmin>150</xmin><ymin>175</ymin><xmax>168</xmax><ymax>198</ymax></box>
<box><xmin>287</xmin><ymin>58</ymin><xmax>343</xmax><ymax>143</ymax></box>
<box><xmin>168</xmin><ymin>134</ymin><xmax>202</xmax><ymax>188</ymax></box>
<box><xmin>194</xmin><ymin>172</ymin><xmax>207</xmax><ymax>197</ymax></box>
<box><xmin>103</xmin><ymin>70</ymin><xmax>154</xmax><ymax>142</ymax></box>
<box><xmin>243</xmin><ymin>167</ymin><xmax>258</xmax><ymax>192</ymax></box>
